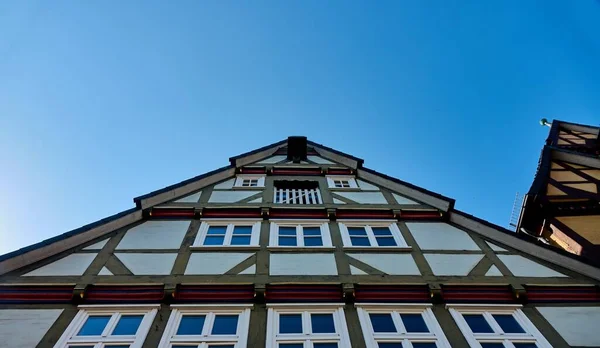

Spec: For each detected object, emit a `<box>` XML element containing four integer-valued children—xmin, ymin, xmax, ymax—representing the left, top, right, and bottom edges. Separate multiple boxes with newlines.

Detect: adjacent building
<box><xmin>1</xmin><ymin>136</ymin><xmax>599</xmax><ymax>348</ymax></box>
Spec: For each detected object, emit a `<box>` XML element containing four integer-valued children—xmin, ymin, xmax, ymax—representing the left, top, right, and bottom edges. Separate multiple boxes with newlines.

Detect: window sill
<box><xmin>268</xmin><ymin>246</ymin><xmax>336</xmax><ymax>252</ymax></box>
<box><xmin>343</xmin><ymin>246</ymin><xmax>412</xmax><ymax>252</ymax></box>
<box><xmin>189</xmin><ymin>246</ymin><xmax>261</xmax><ymax>251</ymax></box>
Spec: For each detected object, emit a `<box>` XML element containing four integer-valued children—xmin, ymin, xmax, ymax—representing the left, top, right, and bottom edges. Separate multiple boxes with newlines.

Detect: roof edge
<box><xmin>307</xmin><ymin>140</ymin><xmax>365</xmax><ymax>167</ymax></box>
<box><xmin>228</xmin><ymin>139</ymin><xmax>288</xmax><ymax>165</ymax></box>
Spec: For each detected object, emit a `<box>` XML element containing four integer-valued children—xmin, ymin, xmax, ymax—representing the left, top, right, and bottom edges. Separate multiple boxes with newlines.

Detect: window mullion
<box><xmin>366</xmin><ymin>226</ymin><xmax>378</xmax><ymax>247</ymax></box>
<box><xmin>203</xmin><ymin>312</ymin><xmax>215</xmax><ymax>337</ymax></box>
<box><xmin>224</xmin><ymin>224</ymin><xmax>234</xmax><ymax>246</ymax></box>
<box><xmin>101</xmin><ymin>313</ymin><xmax>121</xmax><ymax>338</ymax></box>
<box><xmin>303</xmin><ymin>311</ymin><xmax>312</xmax><ymax>335</ymax></box>
<box><xmin>483</xmin><ymin>312</ymin><xmax>503</xmax><ymax>334</ymax></box>
<box><xmin>297</xmin><ymin>225</ymin><xmax>304</xmax><ymax>246</ymax></box>
<box><xmin>391</xmin><ymin>311</ymin><xmax>406</xmax><ymax>334</ymax></box>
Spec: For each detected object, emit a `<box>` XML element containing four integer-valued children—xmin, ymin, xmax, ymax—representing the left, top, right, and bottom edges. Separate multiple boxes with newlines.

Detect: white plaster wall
<box><xmin>239</xmin><ymin>264</ymin><xmax>256</xmax><ymax>275</ymax></box>
<box><xmin>392</xmin><ymin>193</ymin><xmax>419</xmax><ymax>205</ymax></box>
<box><xmin>406</xmin><ymin>222</ymin><xmax>480</xmax><ymax>251</ymax></box>
<box><xmin>307</xmin><ymin>155</ymin><xmax>333</xmax><ymax>164</ymax></box>
<box><xmin>357</xmin><ymin>180</ymin><xmax>380</xmax><ymax>191</ymax></box>
<box><xmin>486</xmin><ymin>241</ymin><xmax>508</xmax><ymax>252</ymax></box>
<box><xmin>23</xmin><ymin>253</ymin><xmax>97</xmax><ymax>276</ymax></box>
<box><xmin>174</xmin><ymin>191</ymin><xmax>202</xmax><ymax>203</ymax></box>
<box><xmin>537</xmin><ymin>307</ymin><xmax>600</xmax><ymax>346</ymax></box>
<box><xmin>348</xmin><ymin>254</ymin><xmax>420</xmax><ymax>275</ymax></box>
<box><xmin>485</xmin><ymin>265</ymin><xmax>503</xmax><ymax>276</ymax></box>
<box><xmin>185</xmin><ymin>253</ymin><xmax>253</xmax><ymax>274</ymax></box>
<box><xmin>256</xmin><ymin>155</ymin><xmax>287</xmax><ymax>164</ymax></box>
<box><xmin>335</xmin><ymin>191</ymin><xmax>388</xmax><ymax>204</ymax></box>
<box><xmin>115</xmin><ymin>253</ymin><xmax>177</xmax><ymax>275</ymax></box>
<box><xmin>214</xmin><ymin>178</ymin><xmax>235</xmax><ymax>189</ymax></box>
<box><xmin>424</xmin><ymin>254</ymin><xmax>483</xmax><ymax>276</ymax></box>
<box><xmin>497</xmin><ymin>255</ymin><xmax>566</xmax><ymax>277</ymax></box>
<box><xmin>333</xmin><ymin>198</ymin><xmax>346</xmax><ymax>204</ymax></box>
<box><xmin>208</xmin><ymin>190</ymin><xmax>260</xmax><ymax>203</ymax></box>
<box><xmin>350</xmin><ymin>265</ymin><xmax>368</xmax><ymax>275</ymax></box>
<box><xmin>270</xmin><ymin>253</ymin><xmax>337</xmax><ymax>275</ymax></box>
<box><xmin>116</xmin><ymin>221</ymin><xmax>190</xmax><ymax>250</ymax></box>
<box><xmin>0</xmin><ymin>309</ymin><xmax>63</xmax><ymax>348</ymax></box>
<box><xmin>248</xmin><ymin>197</ymin><xmax>262</xmax><ymax>203</ymax></box>
<box><xmin>98</xmin><ymin>267</ymin><xmax>113</xmax><ymax>275</ymax></box>
<box><xmin>83</xmin><ymin>238</ymin><xmax>109</xmax><ymax>250</ymax></box>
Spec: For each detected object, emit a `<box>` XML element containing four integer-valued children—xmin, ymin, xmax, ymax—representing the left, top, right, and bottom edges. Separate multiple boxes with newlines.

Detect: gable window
<box><xmin>193</xmin><ymin>220</ymin><xmax>261</xmax><ymax>247</ymax></box>
<box><xmin>327</xmin><ymin>176</ymin><xmax>358</xmax><ymax>189</ymax></box>
<box><xmin>158</xmin><ymin>305</ymin><xmax>251</xmax><ymax>348</ymax></box>
<box><xmin>269</xmin><ymin>221</ymin><xmax>333</xmax><ymax>247</ymax></box>
<box><xmin>266</xmin><ymin>304</ymin><xmax>351</xmax><ymax>348</ymax></box>
<box><xmin>53</xmin><ymin>305</ymin><xmax>158</xmax><ymax>348</ymax></box>
<box><xmin>274</xmin><ymin>181</ymin><xmax>322</xmax><ymax>205</ymax></box>
<box><xmin>357</xmin><ymin>304</ymin><xmax>451</xmax><ymax>348</ymax></box>
<box><xmin>448</xmin><ymin>305</ymin><xmax>552</xmax><ymax>348</ymax></box>
<box><xmin>339</xmin><ymin>221</ymin><xmax>408</xmax><ymax>248</ymax></box>
<box><xmin>234</xmin><ymin>175</ymin><xmax>265</xmax><ymax>188</ymax></box>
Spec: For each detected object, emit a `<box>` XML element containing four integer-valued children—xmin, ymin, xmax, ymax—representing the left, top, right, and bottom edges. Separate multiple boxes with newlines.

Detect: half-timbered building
<box><xmin>1</xmin><ymin>136</ymin><xmax>599</xmax><ymax>347</ymax></box>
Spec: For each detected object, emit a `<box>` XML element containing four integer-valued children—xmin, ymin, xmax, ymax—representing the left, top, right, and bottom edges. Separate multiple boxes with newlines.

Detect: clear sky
<box><xmin>1</xmin><ymin>1</ymin><xmax>599</xmax><ymax>255</ymax></box>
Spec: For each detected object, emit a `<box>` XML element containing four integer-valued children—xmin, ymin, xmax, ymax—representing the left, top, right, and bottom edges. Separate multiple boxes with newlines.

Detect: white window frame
<box><xmin>338</xmin><ymin>220</ymin><xmax>409</xmax><ymax>248</ymax></box>
<box><xmin>357</xmin><ymin>303</ymin><xmax>451</xmax><ymax>348</ymax></box>
<box><xmin>192</xmin><ymin>219</ymin><xmax>261</xmax><ymax>247</ymax></box>
<box><xmin>269</xmin><ymin>220</ymin><xmax>333</xmax><ymax>248</ymax></box>
<box><xmin>53</xmin><ymin>304</ymin><xmax>159</xmax><ymax>348</ymax></box>
<box><xmin>448</xmin><ymin>304</ymin><xmax>552</xmax><ymax>348</ymax></box>
<box><xmin>234</xmin><ymin>175</ymin><xmax>266</xmax><ymax>188</ymax></box>
<box><xmin>266</xmin><ymin>303</ymin><xmax>352</xmax><ymax>348</ymax></box>
<box><xmin>158</xmin><ymin>304</ymin><xmax>251</xmax><ymax>348</ymax></box>
<box><xmin>327</xmin><ymin>176</ymin><xmax>358</xmax><ymax>189</ymax></box>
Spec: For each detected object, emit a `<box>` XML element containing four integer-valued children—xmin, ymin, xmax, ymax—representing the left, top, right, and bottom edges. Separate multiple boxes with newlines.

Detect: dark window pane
<box><xmin>279</xmin><ymin>345</ymin><xmax>303</xmax><ymax>348</ymax></box>
<box><xmin>233</xmin><ymin>226</ymin><xmax>252</xmax><ymax>235</ymax></box>
<box><xmin>311</xmin><ymin>313</ymin><xmax>335</xmax><ymax>333</ymax></box>
<box><xmin>513</xmin><ymin>344</ymin><xmax>537</xmax><ymax>348</ymax></box>
<box><xmin>493</xmin><ymin>314</ymin><xmax>525</xmax><ymax>333</ymax></box>
<box><xmin>314</xmin><ymin>344</ymin><xmax>338</xmax><ymax>348</ymax></box>
<box><xmin>376</xmin><ymin>237</ymin><xmax>397</xmax><ymax>246</ymax></box>
<box><xmin>351</xmin><ymin>237</ymin><xmax>371</xmax><ymax>246</ymax></box>
<box><xmin>401</xmin><ymin>314</ymin><xmax>429</xmax><ymax>333</ymax></box>
<box><xmin>212</xmin><ymin>315</ymin><xmax>238</xmax><ymax>335</ymax></box>
<box><xmin>303</xmin><ymin>227</ymin><xmax>321</xmax><ymax>236</ymax></box>
<box><xmin>372</xmin><ymin>227</ymin><xmax>392</xmax><ymax>236</ymax></box>
<box><xmin>204</xmin><ymin>236</ymin><xmax>225</xmax><ymax>245</ymax></box>
<box><xmin>480</xmin><ymin>344</ymin><xmax>504</xmax><ymax>348</ymax></box>
<box><xmin>370</xmin><ymin>313</ymin><xmax>396</xmax><ymax>332</ymax></box>
<box><xmin>111</xmin><ymin>315</ymin><xmax>143</xmax><ymax>335</ymax></box>
<box><xmin>77</xmin><ymin>316</ymin><xmax>111</xmax><ymax>336</ymax></box>
<box><xmin>231</xmin><ymin>236</ymin><xmax>251</xmax><ymax>245</ymax></box>
<box><xmin>208</xmin><ymin>346</ymin><xmax>235</xmax><ymax>348</ymax></box>
<box><xmin>279</xmin><ymin>314</ymin><xmax>302</xmax><ymax>334</ymax></box>
<box><xmin>280</xmin><ymin>227</ymin><xmax>297</xmax><ymax>236</ymax></box>
<box><xmin>348</xmin><ymin>227</ymin><xmax>367</xmax><ymax>236</ymax></box>
<box><xmin>378</xmin><ymin>344</ymin><xmax>403</xmax><ymax>348</ymax></box>
<box><xmin>105</xmin><ymin>346</ymin><xmax>130</xmax><ymax>348</ymax></box>
<box><xmin>464</xmin><ymin>314</ymin><xmax>493</xmax><ymax>333</ymax></box>
<box><xmin>412</xmin><ymin>344</ymin><xmax>437</xmax><ymax>348</ymax></box>
<box><xmin>176</xmin><ymin>315</ymin><xmax>206</xmax><ymax>335</ymax></box>
<box><xmin>207</xmin><ymin>226</ymin><xmax>227</xmax><ymax>235</ymax></box>
<box><xmin>279</xmin><ymin>236</ymin><xmax>297</xmax><ymax>246</ymax></box>
<box><xmin>304</xmin><ymin>237</ymin><xmax>323</xmax><ymax>246</ymax></box>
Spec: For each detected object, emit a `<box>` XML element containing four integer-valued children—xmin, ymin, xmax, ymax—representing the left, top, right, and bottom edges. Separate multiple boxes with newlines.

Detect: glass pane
<box><xmin>233</xmin><ymin>226</ymin><xmax>252</xmax><ymax>235</ymax></box>
<box><xmin>231</xmin><ymin>236</ymin><xmax>251</xmax><ymax>245</ymax></box>
<box><xmin>311</xmin><ymin>313</ymin><xmax>335</xmax><ymax>333</ymax></box>
<box><xmin>370</xmin><ymin>313</ymin><xmax>396</xmax><ymax>332</ymax></box>
<box><xmin>77</xmin><ymin>315</ymin><xmax>111</xmax><ymax>336</ymax></box>
<box><xmin>279</xmin><ymin>236</ymin><xmax>297</xmax><ymax>246</ymax></box>
<box><xmin>207</xmin><ymin>226</ymin><xmax>227</xmax><ymax>235</ymax></box>
<box><xmin>348</xmin><ymin>227</ymin><xmax>367</xmax><ymax>236</ymax></box>
<box><xmin>493</xmin><ymin>314</ymin><xmax>525</xmax><ymax>333</ymax></box>
<box><xmin>400</xmin><ymin>314</ymin><xmax>429</xmax><ymax>333</ymax></box>
<box><xmin>279</xmin><ymin>345</ymin><xmax>303</xmax><ymax>348</ymax></box>
<box><xmin>280</xmin><ymin>227</ymin><xmax>297</xmax><ymax>235</ymax></box>
<box><xmin>351</xmin><ymin>236</ymin><xmax>371</xmax><ymax>246</ymax></box>
<box><xmin>279</xmin><ymin>314</ymin><xmax>302</xmax><ymax>334</ymax></box>
<box><xmin>111</xmin><ymin>315</ymin><xmax>143</xmax><ymax>335</ymax></box>
<box><xmin>376</xmin><ymin>237</ymin><xmax>397</xmax><ymax>246</ymax></box>
<box><xmin>176</xmin><ymin>315</ymin><xmax>206</xmax><ymax>335</ymax></box>
<box><xmin>304</xmin><ymin>237</ymin><xmax>323</xmax><ymax>246</ymax></box>
<box><xmin>212</xmin><ymin>315</ymin><xmax>238</xmax><ymax>335</ymax></box>
<box><xmin>513</xmin><ymin>344</ymin><xmax>537</xmax><ymax>348</ymax></box>
<box><xmin>464</xmin><ymin>314</ymin><xmax>494</xmax><ymax>333</ymax></box>
<box><xmin>480</xmin><ymin>344</ymin><xmax>504</xmax><ymax>348</ymax></box>
<box><xmin>412</xmin><ymin>344</ymin><xmax>437</xmax><ymax>348</ymax></box>
<box><xmin>372</xmin><ymin>227</ymin><xmax>392</xmax><ymax>235</ymax></box>
<box><xmin>314</xmin><ymin>344</ymin><xmax>338</xmax><ymax>348</ymax></box>
<box><xmin>204</xmin><ymin>236</ymin><xmax>225</xmax><ymax>245</ymax></box>
<box><xmin>303</xmin><ymin>227</ymin><xmax>321</xmax><ymax>236</ymax></box>
<box><xmin>378</xmin><ymin>344</ymin><xmax>403</xmax><ymax>348</ymax></box>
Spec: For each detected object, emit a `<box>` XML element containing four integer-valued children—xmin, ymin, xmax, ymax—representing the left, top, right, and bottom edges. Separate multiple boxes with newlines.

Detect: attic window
<box><xmin>234</xmin><ymin>175</ymin><xmax>265</xmax><ymax>188</ymax></box>
<box><xmin>242</xmin><ymin>179</ymin><xmax>259</xmax><ymax>187</ymax></box>
<box><xmin>327</xmin><ymin>176</ymin><xmax>358</xmax><ymax>189</ymax></box>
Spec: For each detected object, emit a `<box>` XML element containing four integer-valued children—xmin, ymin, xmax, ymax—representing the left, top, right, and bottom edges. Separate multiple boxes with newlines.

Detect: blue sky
<box><xmin>1</xmin><ymin>1</ymin><xmax>599</xmax><ymax>255</ymax></box>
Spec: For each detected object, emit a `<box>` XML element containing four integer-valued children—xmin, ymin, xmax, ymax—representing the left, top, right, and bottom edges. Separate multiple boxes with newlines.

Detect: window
<box><xmin>193</xmin><ymin>220</ymin><xmax>261</xmax><ymax>247</ymax></box>
<box><xmin>274</xmin><ymin>181</ymin><xmax>322</xmax><ymax>205</ymax></box>
<box><xmin>269</xmin><ymin>221</ymin><xmax>333</xmax><ymax>247</ymax></box>
<box><xmin>339</xmin><ymin>222</ymin><xmax>408</xmax><ymax>248</ymax></box>
<box><xmin>266</xmin><ymin>305</ymin><xmax>351</xmax><ymax>348</ymax></box>
<box><xmin>326</xmin><ymin>176</ymin><xmax>358</xmax><ymax>189</ymax></box>
<box><xmin>158</xmin><ymin>305</ymin><xmax>251</xmax><ymax>348</ymax></box>
<box><xmin>53</xmin><ymin>305</ymin><xmax>158</xmax><ymax>348</ymax></box>
<box><xmin>234</xmin><ymin>175</ymin><xmax>265</xmax><ymax>188</ymax></box>
<box><xmin>448</xmin><ymin>306</ymin><xmax>552</xmax><ymax>348</ymax></box>
<box><xmin>357</xmin><ymin>305</ymin><xmax>451</xmax><ymax>348</ymax></box>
